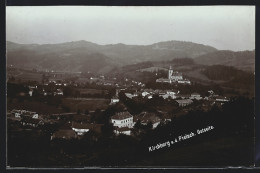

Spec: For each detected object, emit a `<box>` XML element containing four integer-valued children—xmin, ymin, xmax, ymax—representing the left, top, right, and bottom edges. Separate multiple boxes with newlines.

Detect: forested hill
<box><xmin>6</xmin><ymin>40</ymin><xmax>217</xmax><ymax>73</ymax></box>
<box><xmin>7</xmin><ymin>40</ymin><xmax>254</xmax><ymax>73</ymax></box>
<box><xmin>195</xmin><ymin>50</ymin><xmax>255</xmax><ymax>72</ymax></box>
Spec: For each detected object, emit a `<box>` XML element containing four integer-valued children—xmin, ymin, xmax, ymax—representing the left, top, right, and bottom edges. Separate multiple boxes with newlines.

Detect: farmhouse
<box><xmin>111</xmin><ymin>111</ymin><xmax>133</xmax><ymax>128</ymax></box>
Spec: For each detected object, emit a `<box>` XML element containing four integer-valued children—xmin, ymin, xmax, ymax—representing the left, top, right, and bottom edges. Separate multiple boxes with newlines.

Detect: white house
<box><xmin>111</xmin><ymin>97</ymin><xmax>119</xmax><ymax>104</ymax></box>
<box><xmin>29</xmin><ymin>90</ymin><xmax>33</xmax><ymax>96</ymax></box>
<box><xmin>215</xmin><ymin>96</ymin><xmax>229</xmax><ymax>102</ymax></box>
<box><xmin>161</xmin><ymin>91</ymin><xmax>177</xmax><ymax>99</ymax></box>
<box><xmin>14</xmin><ymin>112</ymin><xmax>21</xmax><ymax>118</ymax></box>
<box><xmin>125</xmin><ymin>93</ymin><xmax>135</xmax><ymax>99</ymax></box>
<box><xmin>147</xmin><ymin>95</ymin><xmax>153</xmax><ymax>99</ymax></box>
<box><xmin>32</xmin><ymin>113</ymin><xmax>39</xmax><ymax>119</ymax></box>
<box><xmin>111</xmin><ymin>111</ymin><xmax>133</xmax><ymax>128</ymax></box>
<box><xmin>208</xmin><ymin>90</ymin><xmax>214</xmax><ymax>95</ymax></box>
<box><xmin>177</xmin><ymin>79</ymin><xmax>191</xmax><ymax>84</ymax></box>
<box><xmin>142</xmin><ymin>91</ymin><xmax>150</xmax><ymax>97</ymax></box>
<box><xmin>71</xmin><ymin>122</ymin><xmax>90</xmax><ymax>135</ymax></box>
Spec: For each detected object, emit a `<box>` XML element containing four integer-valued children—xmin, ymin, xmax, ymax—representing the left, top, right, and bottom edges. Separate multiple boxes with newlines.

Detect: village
<box><xmin>7</xmin><ymin>66</ymin><xmax>230</xmax><ymax>139</ymax></box>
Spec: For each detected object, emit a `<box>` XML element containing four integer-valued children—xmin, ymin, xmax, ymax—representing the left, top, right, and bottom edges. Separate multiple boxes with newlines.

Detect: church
<box><xmin>156</xmin><ymin>66</ymin><xmax>190</xmax><ymax>84</ymax></box>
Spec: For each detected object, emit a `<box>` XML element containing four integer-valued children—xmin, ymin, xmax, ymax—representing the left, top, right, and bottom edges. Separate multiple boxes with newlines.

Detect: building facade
<box><xmin>111</xmin><ymin>111</ymin><xmax>134</xmax><ymax>128</ymax></box>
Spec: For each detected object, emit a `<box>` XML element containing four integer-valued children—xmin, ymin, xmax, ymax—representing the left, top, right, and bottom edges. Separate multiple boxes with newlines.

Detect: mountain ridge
<box><xmin>6</xmin><ymin>40</ymin><xmax>254</xmax><ymax>73</ymax></box>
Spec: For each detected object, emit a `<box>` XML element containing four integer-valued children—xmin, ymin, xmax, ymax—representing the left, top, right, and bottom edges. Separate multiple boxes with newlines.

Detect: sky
<box><xmin>6</xmin><ymin>6</ymin><xmax>255</xmax><ymax>51</ymax></box>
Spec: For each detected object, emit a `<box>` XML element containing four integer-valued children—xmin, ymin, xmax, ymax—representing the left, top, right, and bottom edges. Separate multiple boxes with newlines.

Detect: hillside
<box><xmin>6</xmin><ymin>40</ymin><xmax>217</xmax><ymax>73</ymax></box>
<box><xmin>194</xmin><ymin>50</ymin><xmax>255</xmax><ymax>71</ymax></box>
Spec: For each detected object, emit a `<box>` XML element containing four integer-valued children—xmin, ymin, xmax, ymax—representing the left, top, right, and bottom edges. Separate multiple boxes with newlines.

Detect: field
<box><xmin>62</xmin><ymin>98</ymin><xmax>110</xmax><ymax>112</ymax></box>
<box><xmin>10</xmin><ymin>71</ymin><xmax>43</xmax><ymax>83</ymax></box>
<box><xmin>7</xmin><ymin>99</ymin><xmax>65</xmax><ymax>114</ymax></box>
<box><xmin>76</xmin><ymin>88</ymin><xmax>108</xmax><ymax>95</ymax></box>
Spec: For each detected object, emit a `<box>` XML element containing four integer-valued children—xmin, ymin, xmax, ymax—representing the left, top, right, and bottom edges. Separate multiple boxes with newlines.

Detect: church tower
<box><xmin>168</xmin><ymin>66</ymin><xmax>173</xmax><ymax>80</ymax></box>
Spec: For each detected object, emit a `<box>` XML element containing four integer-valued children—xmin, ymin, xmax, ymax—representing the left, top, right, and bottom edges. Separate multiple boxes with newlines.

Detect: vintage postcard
<box><xmin>6</xmin><ymin>6</ymin><xmax>255</xmax><ymax>168</ymax></box>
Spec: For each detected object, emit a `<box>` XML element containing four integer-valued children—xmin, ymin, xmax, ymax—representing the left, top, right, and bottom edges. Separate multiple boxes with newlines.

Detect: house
<box><xmin>125</xmin><ymin>93</ymin><xmax>135</xmax><ymax>99</ymax></box>
<box><xmin>142</xmin><ymin>91</ymin><xmax>150</xmax><ymax>97</ymax></box>
<box><xmin>176</xmin><ymin>99</ymin><xmax>193</xmax><ymax>107</ymax></box>
<box><xmin>110</xmin><ymin>97</ymin><xmax>119</xmax><ymax>104</ymax></box>
<box><xmin>51</xmin><ymin>129</ymin><xmax>77</xmax><ymax>140</ymax></box>
<box><xmin>28</xmin><ymin>89</ymin><xmax>33</xmax><ymax>96</ymax></box>
<box><xmin>11</xmin><ymin>109</ymin><xmax>38</xmax><ymax>119</ymax></box>
<box><xmin>111</xmin><ymin>111</ymin><xmax>133</xmax><ymax>128</ymax></box>
<box><xmin>134</xmin><ymin>112</ymin><xmax>161</xmax><ymax>129</ymax></box>
<box><xmin>23</xmin><ymin>111</ymin><xmax>38</xmax><ymax>119</ymax></box>
<box><xmin>71</xmin><ymin>122</ymin><xmax>103</xmax><ymax>135</ymax></box>
<box><xmin>161</xmin><ymin>91</ymin><xmax>177</xmax><ymax>99</ymax></box>
<box><xmin>177</xmin><ymin>79</ymin><xmax>191</xmax><ymax>84</ymax></box>
<box><xmin>114</xmin><ymin>127</ymin><xmax>131</xmax><ymax>136</ymax></box>
<box><xmin>32</xmin><ymin>113</ymin><xmax>39</xmax><ymax>119</ymax></box>
<box><xmin>14</xmin><ymin>112</ymin><xmax>21</xmax><ymax>118</ymax></box>
<box><xmin>190</xmin><ymin>93</ymin><xmax>202</xmax><ymax>100</ymax></box>
<box><xmin>208</xmin><ymin>90</ymin><xmax>214</xmax><ymax>95</ymax></box>
<box><xmin>215</xmin><ymin>96</ymin><xmax>229</xmax><ymax>102</ymax></box>
<box><xmin>54</xmin><ymin>89</ymin><xmax>63</xmax><ymax>96</ymax></box>
<box><xmin>156</xmin><ymin>78</ymin><xmax>171</xmax><ymax>83</ymax></box>
<box><xmin>71</xmin><ymin>122</ymin><xmax>90</xmax><ymax>135</ymax></box>
<box><xmin>21</xmin><ymin>117</ymin><xmax>44</xmax><ymax>127</ymax></box>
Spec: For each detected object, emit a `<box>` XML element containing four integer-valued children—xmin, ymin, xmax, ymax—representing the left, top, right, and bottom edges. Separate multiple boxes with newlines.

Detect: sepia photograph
<box><xmin>6</xmin><ymin>6</ymin><xmax>255</xmax><ymax>168</ymax></box>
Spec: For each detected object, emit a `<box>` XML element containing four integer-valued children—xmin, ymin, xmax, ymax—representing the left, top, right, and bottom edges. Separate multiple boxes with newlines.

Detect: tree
<box><xmin>101</xmin><ymin>123</ymin><xmax>114</xmax><ymax>137</ymax></box>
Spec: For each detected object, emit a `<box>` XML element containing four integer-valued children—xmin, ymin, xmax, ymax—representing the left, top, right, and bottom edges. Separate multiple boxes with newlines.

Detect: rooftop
<box><xmin>115</xmin><ymin>127</ymin><xmax>131</xmax><ymax>132</ymax></box>
<box><xmin>72</xmin><ymin>122</ymin><xmax>103</xmax><ymax>132</ymax></box>
<box><xmin>111</xmin><ymin>111</ymin><xmax>133</xmax><ymax>120</ymax></box>
<box><xmin>176</xmin><ymin>99</ymin><xmax>193</xmax><ymax>104</ymax></box>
